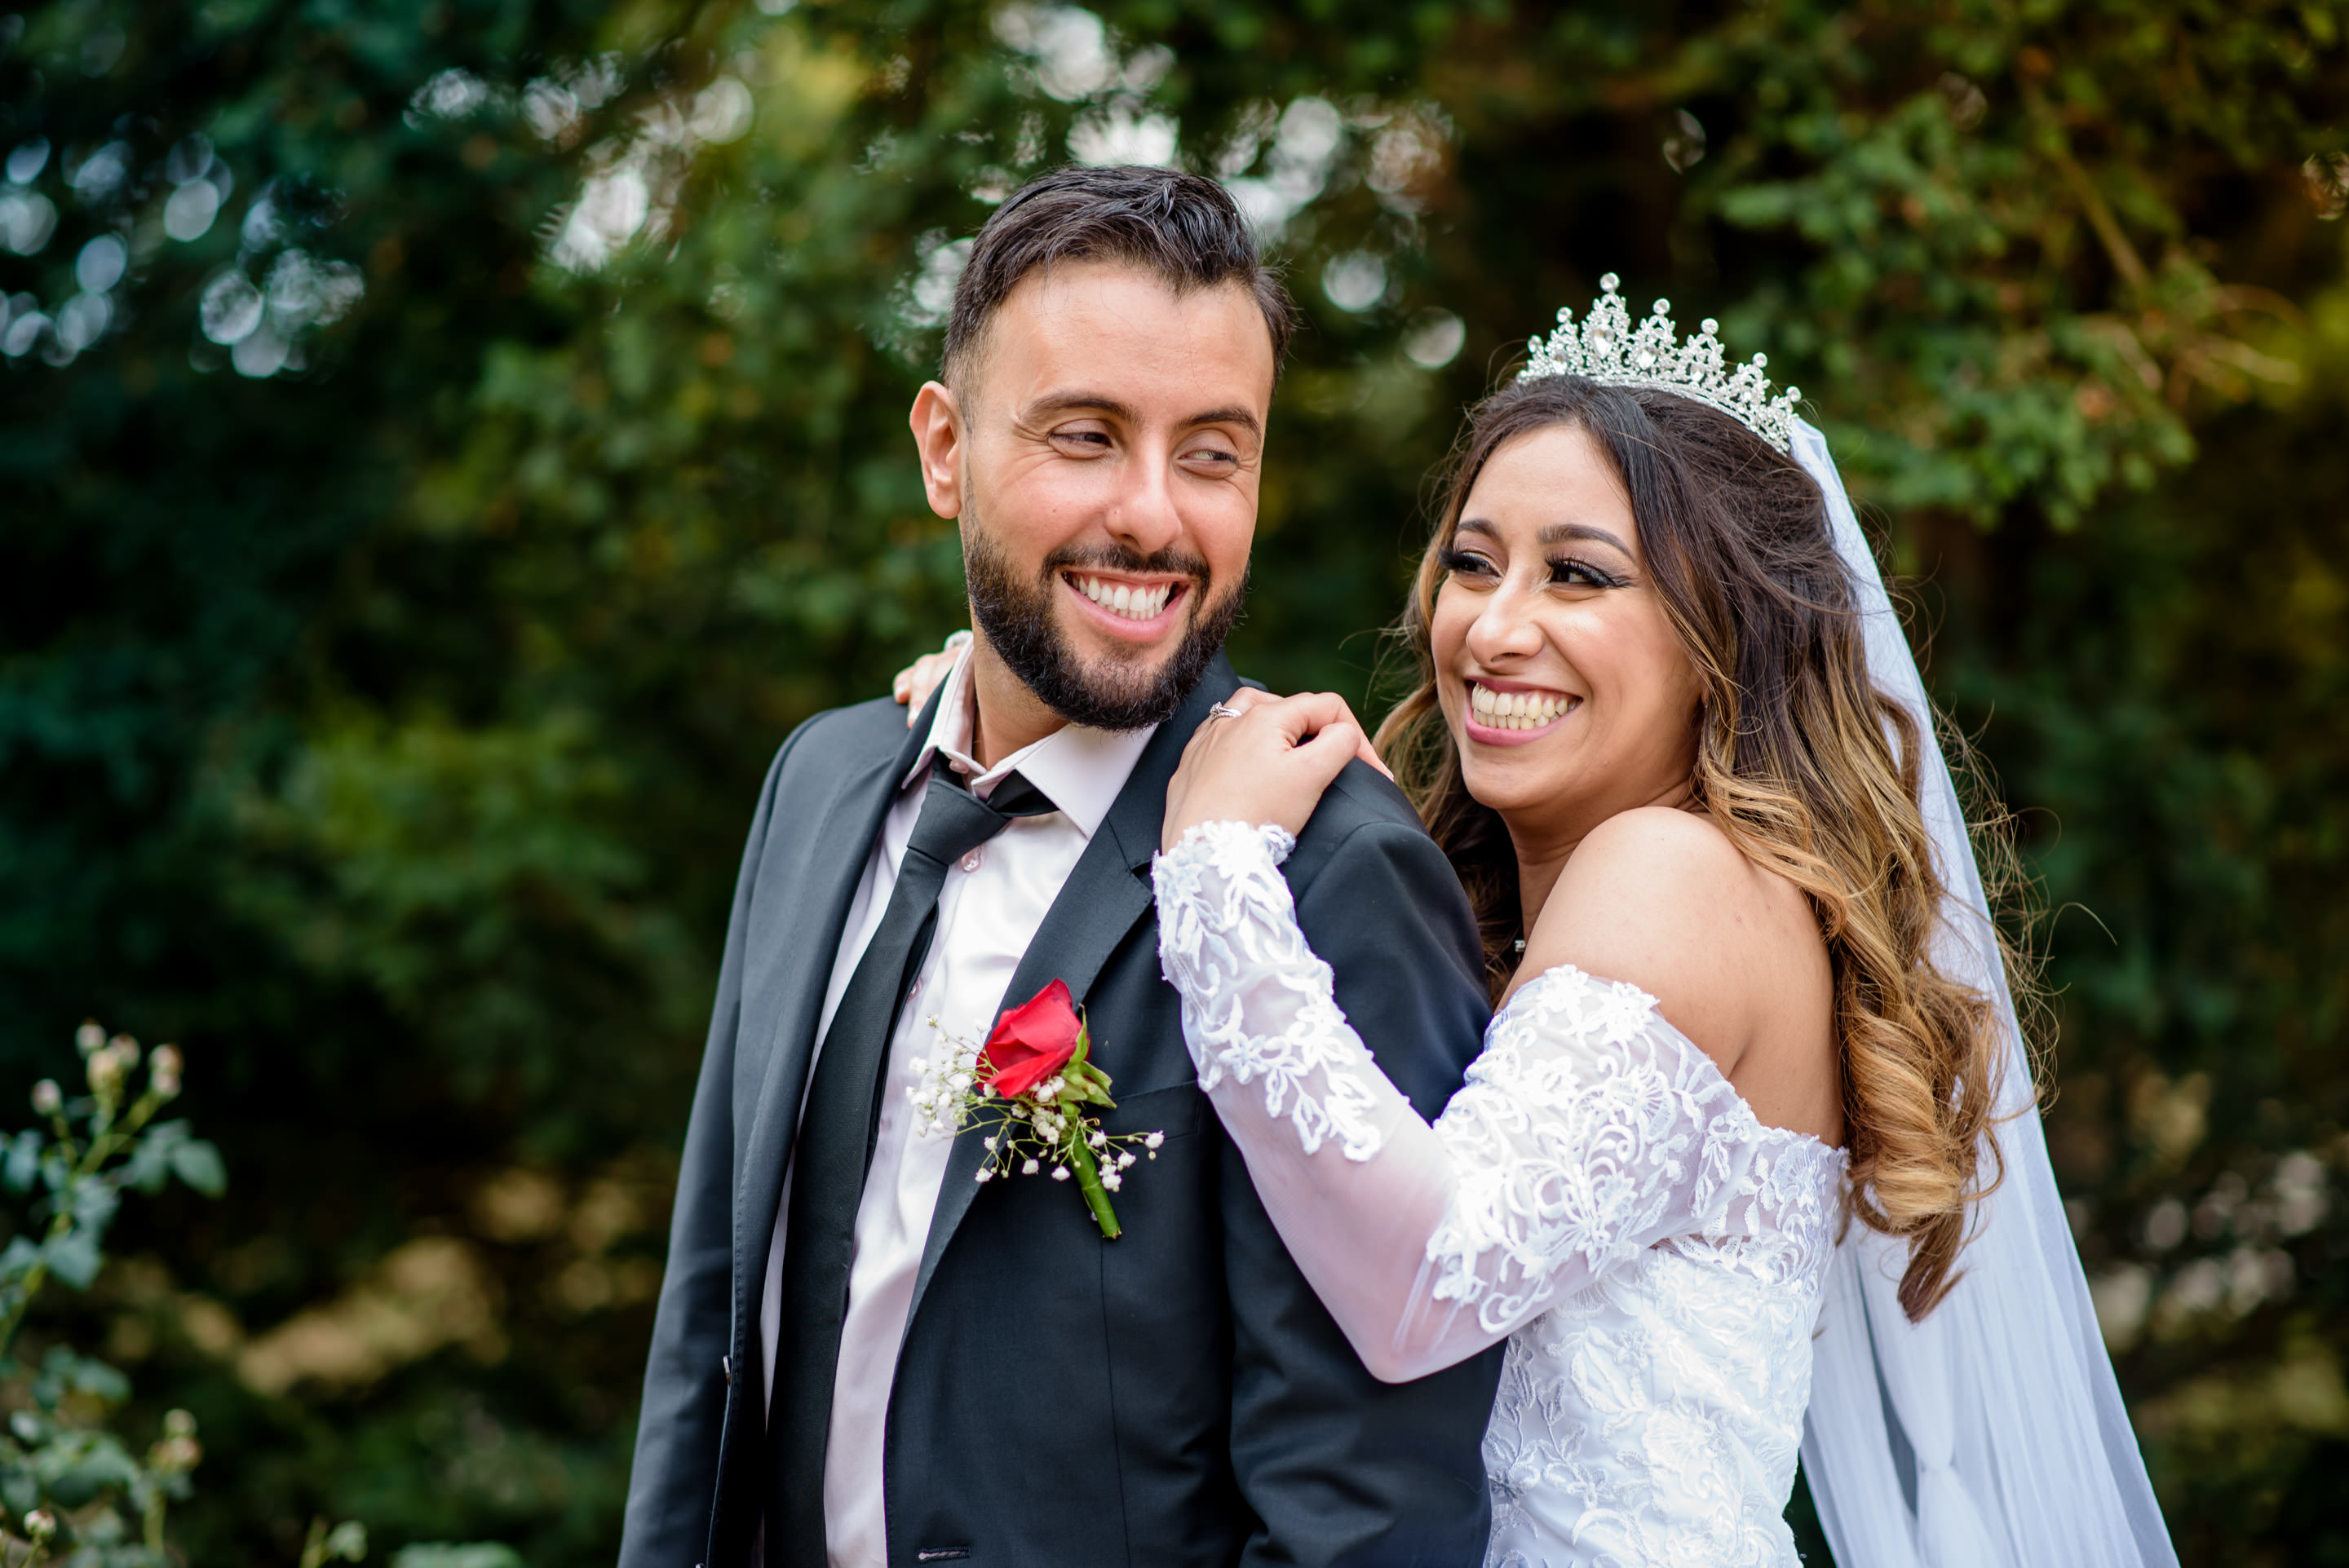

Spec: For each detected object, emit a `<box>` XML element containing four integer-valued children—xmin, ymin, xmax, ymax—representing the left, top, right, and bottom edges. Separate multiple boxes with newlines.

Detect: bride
<box><xmin>901</xmin><ymin>281</ymin><xmax>2176</xmax><ymax>1567</ymax></box>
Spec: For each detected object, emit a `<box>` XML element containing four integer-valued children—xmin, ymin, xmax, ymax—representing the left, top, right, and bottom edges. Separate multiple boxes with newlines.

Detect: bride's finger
<box><xmin>897</xmin><ymin>648</ymin><xmax>961</xmax><ymax>727</ymax></box>
<box><xmin>1273</xmin><ymin>690</ymin><xmax>1390</xmax><ymax>780</ymax></box>
<box><xmin>1288</xmin><ymin>716</ymin><xmax>1369</xmax><ymax>790</ymax></box>
<box><xmin>1213</xmin><ymin>686</ymin><xmax>1280</xmax><ymax>718</ymax></box>
<box><xmin>1256</xmin><ymin>691</ymin><xmax>1366</xmax><ymax>751</ymax></box>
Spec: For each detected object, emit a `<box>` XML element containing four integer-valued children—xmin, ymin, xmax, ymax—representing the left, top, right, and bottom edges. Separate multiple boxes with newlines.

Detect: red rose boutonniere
<box><xmin>983</xmin><ymin>980</ymin><xmax>1086</xmax><ymax>1099</ymax></box>
<box><xmin>912</xmin><ymin>978</ymin><xmax>1164</xmax><ymax>1239</ymax></box>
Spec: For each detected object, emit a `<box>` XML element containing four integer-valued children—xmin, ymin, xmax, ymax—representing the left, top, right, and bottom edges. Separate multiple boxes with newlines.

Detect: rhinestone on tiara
<box><xmin>1518</xmin><ymin>273</ymin><xmax>1802</xmax><ymax>453</ymax></box>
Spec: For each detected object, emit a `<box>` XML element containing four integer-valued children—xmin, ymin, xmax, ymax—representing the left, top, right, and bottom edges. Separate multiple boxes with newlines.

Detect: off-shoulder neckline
<box><xmin>1499</xmin><ymin>962</ymin><xmax>1849</xmax><ymax>1164</ymax></box>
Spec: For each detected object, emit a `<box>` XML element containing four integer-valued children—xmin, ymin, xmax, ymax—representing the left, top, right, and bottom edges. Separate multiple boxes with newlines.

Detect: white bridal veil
<box><xmin>1789</xmin><ymin>420</ymin><xmax>2178</xmax><ymax>1568</ymax></box>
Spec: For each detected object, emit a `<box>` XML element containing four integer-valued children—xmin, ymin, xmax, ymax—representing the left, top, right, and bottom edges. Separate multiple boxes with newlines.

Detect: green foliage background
<box><xmin>2</xmin><ymin>0</ymin><xmax>2345</xmax><ymax>1561</ymax></box>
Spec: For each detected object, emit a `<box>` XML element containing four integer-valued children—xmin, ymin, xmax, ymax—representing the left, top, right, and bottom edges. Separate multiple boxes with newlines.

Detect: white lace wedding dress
<box><xmin>1153</xmin><ymin>821</ymin><xmax>1850</xmax><ymax>1568</ymax></box>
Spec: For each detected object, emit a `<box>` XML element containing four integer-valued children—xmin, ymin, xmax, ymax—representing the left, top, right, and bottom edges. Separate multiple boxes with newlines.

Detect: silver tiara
<box><xmin>1518</xmin><ymin>273</ymin><xmax>1801</xmax><ymax>453</ymax></box>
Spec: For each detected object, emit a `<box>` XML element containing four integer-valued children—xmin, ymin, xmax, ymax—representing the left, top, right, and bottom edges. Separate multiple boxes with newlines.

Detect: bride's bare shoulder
<box><xmin>1516</xmin><ymin>807</ymin><xmax>1828</xmax><ymax>1079</ymax></box>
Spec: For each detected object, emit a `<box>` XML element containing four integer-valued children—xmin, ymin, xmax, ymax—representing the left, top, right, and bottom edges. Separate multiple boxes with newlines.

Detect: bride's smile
<box><xmin>1461</xmin><ymin>678</ymin><xmax>1579</xmax><ymax>740</ymax></box>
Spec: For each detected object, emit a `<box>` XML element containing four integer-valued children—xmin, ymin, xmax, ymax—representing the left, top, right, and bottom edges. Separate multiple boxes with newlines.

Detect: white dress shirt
<box><xmin>757</xmin><ymin>649</ymin><xmax>1156</xmax><ymax>1568</ymax></box>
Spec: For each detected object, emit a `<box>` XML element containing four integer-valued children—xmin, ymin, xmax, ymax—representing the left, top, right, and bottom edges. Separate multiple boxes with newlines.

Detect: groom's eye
<box><xmin>1051</xmin><ymin>425</ymin><xmax>1114</xmax><ymax>453</ymax></box>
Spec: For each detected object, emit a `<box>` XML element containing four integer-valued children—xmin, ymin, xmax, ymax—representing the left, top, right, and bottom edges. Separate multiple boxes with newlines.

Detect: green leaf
<box><xmin>122</xmin><ymin>1120</ymin><xmax>188</xmax><ymax>1194</ymax></box>
<box><xmin>390</xmin><ymin>1545</ymin><xmax>524</xmax><ymax>1568</ymax></box>
<box><xmin>42</xmin><ymin>1346</ymin><xmax>130</xmax><ymax>1404</ymax></box>
<box><xmin>0</xmin><ymin>1236</ymin><xmax>41</xmax><ymax>1286</ymax></box>
<box><xmin>44</xmin><ymin>1229</ymin><xmax>102</xmax><ymax>1291</ymax></box>
<box><xmin>2</xmin><ymin>1131</ymin><xmax>42</xmax><ymax>1193</ymax></box>
<box><xmin>166</xmin><ymin>1139</ymin><xmax>228</xmax><ymax>1197</ymax></box>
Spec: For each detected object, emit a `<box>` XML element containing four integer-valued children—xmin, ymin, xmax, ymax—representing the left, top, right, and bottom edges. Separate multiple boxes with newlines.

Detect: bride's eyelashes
<box><xmin>1547</xmin><ymin>554</ymin><xmax>1625</xmax><ymax>590</ymax></box>
<box><xmin>1437</xmin><ymin>545</ymin><xmax>1497</xmax><ymax>581</ymax></box>
<box><xmin>1436</xmin><ymin>545</ymin><xmax>1626</xmax><ymax>591</ymax></box>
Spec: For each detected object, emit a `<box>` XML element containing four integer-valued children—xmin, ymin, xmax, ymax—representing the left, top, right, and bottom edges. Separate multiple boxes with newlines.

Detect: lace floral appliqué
<box><xmin>1153</xmin><ymin>819</ymin><xmax>1389</xmax><ymax>1160</ymax></box>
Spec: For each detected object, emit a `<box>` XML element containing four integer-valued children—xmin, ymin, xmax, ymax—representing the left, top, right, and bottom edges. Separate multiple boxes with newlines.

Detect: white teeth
<box><xmin>1468</xmin><ymin>682</ymin><xmax>1575</xmax><ymax>731</ymax></box>
<box><xmin>1073</xmin><ymin>576</ymin><xmax>1173</xmax><ymax>621</ymax></box>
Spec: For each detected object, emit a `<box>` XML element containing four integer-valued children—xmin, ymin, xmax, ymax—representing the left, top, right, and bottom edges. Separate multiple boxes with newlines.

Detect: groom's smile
<box><xmin>910</xmin><ymin>258</ymin><xmax>1275</xmax><ymax>762</ymax></box>
<box><xmin>1062</xmin><ymin>566</ymin><xmax>1187</xmax><ymax>632</ymax></box>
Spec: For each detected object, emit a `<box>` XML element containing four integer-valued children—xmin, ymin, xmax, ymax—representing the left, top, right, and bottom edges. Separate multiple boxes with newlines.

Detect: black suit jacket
<box><xmin>620</xmin><ymin>656</ymin><xmax>1502</xmax><ymax>1568</ymax></box>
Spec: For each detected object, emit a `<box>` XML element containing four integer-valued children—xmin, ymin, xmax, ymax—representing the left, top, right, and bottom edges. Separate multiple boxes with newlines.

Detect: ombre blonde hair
<box><xmin>1374</xmin><ymin>373</ymin><xmax>2035</xmax><ymax>1320</ymax></box>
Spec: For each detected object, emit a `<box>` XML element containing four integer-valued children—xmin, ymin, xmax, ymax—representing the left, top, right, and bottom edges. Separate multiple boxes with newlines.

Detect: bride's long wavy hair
<box><xmin>1374</xmin><ymin>373</ymin><xmax>2034</xmax><ymax>1320</ymax></box>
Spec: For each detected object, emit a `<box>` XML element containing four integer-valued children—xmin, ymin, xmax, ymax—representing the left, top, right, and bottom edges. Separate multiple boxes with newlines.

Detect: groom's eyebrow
<box><xmin>1183</xmin><ymin>405</ymin><xmax>1265</xmax><ymax>441</ymax></box>
<box><xmin>1026</xmin><ymin>391</ymin><xmax>1139</xmax><ymax>424</ymax></box>
<box><xmin>1023</xmin><ymin>391</ymin><xmax>1264</xmax><ymax>443</ymax></box>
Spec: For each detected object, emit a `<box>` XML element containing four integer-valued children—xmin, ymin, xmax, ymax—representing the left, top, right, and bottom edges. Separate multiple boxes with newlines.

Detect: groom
<box><xmin>619</xmin><ymin>166</ymin><xmax>1501</xmax><ymax>1568</ymax></box>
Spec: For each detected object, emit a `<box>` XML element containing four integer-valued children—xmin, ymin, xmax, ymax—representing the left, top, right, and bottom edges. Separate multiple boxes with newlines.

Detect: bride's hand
<box><xmin>891</xmin><ymin>631</ymin><xmax>971</xmax><ymax>728</ymax></box>
<box><xmin>1161</xmin><ymin>688</ymin><xmax>1392</xmax><ymax>851</ymax></box>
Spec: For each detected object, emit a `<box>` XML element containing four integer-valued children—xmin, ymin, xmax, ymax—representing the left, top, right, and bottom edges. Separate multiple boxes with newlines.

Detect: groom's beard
<box><xmin>963</xmin><ymin>514</ymin><xmax>1246</xmax><ymax>734</ymax></box>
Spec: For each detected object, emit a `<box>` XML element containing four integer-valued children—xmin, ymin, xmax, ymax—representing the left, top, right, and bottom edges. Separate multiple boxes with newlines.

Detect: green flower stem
<box><xmin>0</xmin><ymin>1087</ymin><xmax>167</xmax><ymax>1362</ymax></box>
<box><xmin>1068</xmin><ymin>1137</ymin><xmax>1120</xmax><ymax>1240</ymax></box>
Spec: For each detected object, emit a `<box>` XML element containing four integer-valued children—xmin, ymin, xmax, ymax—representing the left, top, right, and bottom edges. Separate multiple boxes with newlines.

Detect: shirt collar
<box><xmin>901</xmin><ymin>648</ymin><xmax>1157</xmax><ymax>840</ymax></box>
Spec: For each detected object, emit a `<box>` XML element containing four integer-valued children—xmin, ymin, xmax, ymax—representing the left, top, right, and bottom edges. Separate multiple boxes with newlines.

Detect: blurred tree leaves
<box><xmin>2</xmin><ymin>0</ymin><xmax>2346</xmax><ymax>1560</ymax></box>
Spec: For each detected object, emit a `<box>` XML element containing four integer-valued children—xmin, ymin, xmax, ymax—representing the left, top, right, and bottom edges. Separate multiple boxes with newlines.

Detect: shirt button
<box><xmin>960</xmin><ymin>850</ymin><xmax>982</xmax><ymax>872</ymax></box>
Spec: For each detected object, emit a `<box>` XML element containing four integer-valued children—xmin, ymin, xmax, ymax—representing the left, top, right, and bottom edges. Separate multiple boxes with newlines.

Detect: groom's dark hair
<box><xmin>942</xmin><ymin>165</ymin><xmax>1298</xmax><ymax>391</ymax></box>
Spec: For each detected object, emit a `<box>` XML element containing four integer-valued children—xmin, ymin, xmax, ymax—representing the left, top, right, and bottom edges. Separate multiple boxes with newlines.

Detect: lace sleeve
<box><xmin>1151</xmin><ymin>818</ymin><xmax>1402</xmax><ymax>1161</ymax></box>
<box><xmin>1152</xmin><ymin>822</ymin><xmax>1785</xmax><ymax>1382</ymax></box>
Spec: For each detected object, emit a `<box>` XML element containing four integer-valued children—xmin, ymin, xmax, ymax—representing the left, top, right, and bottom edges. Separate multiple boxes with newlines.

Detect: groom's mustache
<box><xmin>1041</xmin><ymin>541</ymin><xmax>1214</xmax><ymax>594</ymax></box>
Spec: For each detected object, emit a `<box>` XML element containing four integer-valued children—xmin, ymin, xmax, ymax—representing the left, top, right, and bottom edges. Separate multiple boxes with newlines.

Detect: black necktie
<box><xmin>768</xmin><ymin>766</ymin><xmax>1054</xmax><ymax>1567</ymax></box>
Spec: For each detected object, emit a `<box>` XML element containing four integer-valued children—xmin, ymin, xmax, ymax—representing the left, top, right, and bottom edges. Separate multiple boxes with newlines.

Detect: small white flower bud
<box><xmin>75</xmin><ymin>1022</ymin><xmax>104</xmax><ymax>1056</ymax></box>
<box><xmin>909</xmin><ymin>1056</ymin><xmax>928</xmax><ymax>1075</ymax></box>
<box><xmin>1089</xmin><ymin>1130</ymin><xmax>1107</xmax><ymax>1149</ymax></box>
<box><xmin>1021</xmin><ymin>1158</ymin><xmax>1041</xmax><ymax>1176</ymax></box>
<box><xmin>1051</xmin><ymin>1165</ymin><xmax>1070</xmax><ymax>1182</ymax></box>
<box><xmin>1101</xmin><ymin>1172</ymin><xmax>1121</xmax><ymax>1192</ymax></box>
<box><xmin>982</xmin><ymin>1137</ymin><xmax>998</xmax><ymax>1152</ymax></box>
<box><xmin>1117</xmin><ymin>1153</ymin><xmax>1136</xmax><ymax>1171</ymax></box>
<box><xmin>150</xmin><ymin>1044</ymin><xmax>183</xmax><ymax>1096</ymax></box>
<box><xmin>975</xmin><ymin>1168</ymin><xmax>993</xmax><ymax>1183</ymax></box>
<box><xmin>109</xmin><ymin>1034</ymin><xmax>139</xmax><ymax>1069</ymax></box>
<box><xmin>1144</xmin><ymin>1131</ymin><xmax>1165</xmax><ymax>1150</ymax></box>
<box><xmin>24</xmin><ymin>1510</ymin><xmax>55</xmax><ymax>1543</ymax></box>
<box><xmin>30</xmin><ymin>1080</ymin><xmax>61</xmax><ymax>1116</ymax></box>
<box><xmin>89</xmin><ymin>1048</ymin><xmax>126</xmax><ymax>1099</ymax></box>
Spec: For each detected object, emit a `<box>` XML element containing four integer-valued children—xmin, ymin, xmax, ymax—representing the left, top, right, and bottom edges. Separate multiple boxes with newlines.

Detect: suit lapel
<box><xmin>904</xmin><ymin>657</ymin><xmax>1242</xmax><ymax>1327</ymax></box>
<box><xmin>732</xmin><ymin>690</ymin><xmax>941</xmax><ymax>1354</ymax></box>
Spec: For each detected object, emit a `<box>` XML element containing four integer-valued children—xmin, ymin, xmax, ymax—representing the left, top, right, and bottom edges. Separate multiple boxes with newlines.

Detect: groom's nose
<box><xmin>1101</xmin><ymin>445</ymin><xmax>1186</xmax><ymax>560</ymax></box>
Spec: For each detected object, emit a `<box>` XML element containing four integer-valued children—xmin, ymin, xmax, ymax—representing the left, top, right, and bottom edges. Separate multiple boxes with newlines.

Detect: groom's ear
<box><xmin>909</xmin><ymin>380</ymin><xmax>966</xmax><ymax>519</ymax></box>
